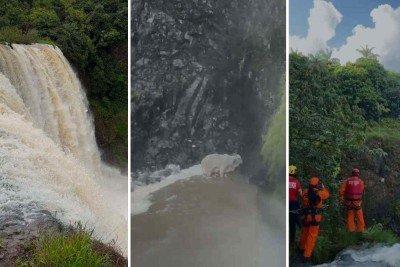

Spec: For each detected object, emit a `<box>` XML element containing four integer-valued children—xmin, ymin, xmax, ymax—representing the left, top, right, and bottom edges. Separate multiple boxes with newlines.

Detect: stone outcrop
<box><xmin>132</xmin><ymin>0</ymin><xmax>285</xmax><ymax>175</ymax></box>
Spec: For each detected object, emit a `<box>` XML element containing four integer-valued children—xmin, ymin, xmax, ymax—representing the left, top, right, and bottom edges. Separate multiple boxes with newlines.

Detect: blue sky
<box><xmin>290</xmin><ymin>0</ymin><xmax>400</xmax><ymax>47</ymax></box>
<box><xmin>289</xmin><ymin>0</ymin><xmax>400</xmax><ymax>71</ymax></box>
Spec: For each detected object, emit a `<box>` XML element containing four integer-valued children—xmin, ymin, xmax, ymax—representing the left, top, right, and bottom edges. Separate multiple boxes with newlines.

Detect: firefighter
<box><xmin>339</xmin><ymin>168</ymin><xmax>365</xmax><ymax>233</ymax></box>
<box><xmin>299</xmin><ymin>177</ymin><xmax>330</xmax><ymax>263</ymax></box>
<box><xmin>289</xmin><ymin>165</ymin><xmax>302</xmax><ymax>244</ymax></box>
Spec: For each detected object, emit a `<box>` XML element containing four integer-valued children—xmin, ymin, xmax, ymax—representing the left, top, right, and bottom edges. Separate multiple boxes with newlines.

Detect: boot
<box><xmin>302</xmin><ymin>256</ymin><xmax>312</xmax><ymax>266</ymax></box>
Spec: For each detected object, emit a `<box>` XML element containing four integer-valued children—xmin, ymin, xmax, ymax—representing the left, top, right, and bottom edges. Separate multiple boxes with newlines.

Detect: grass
<box><xmin>362</xmin><ymin>223</ymin><xmax>400</xmax><ymax>245</ymax></box>
<box><xmin>35</xmin><ymin>39</ymin><xmax>59</xmax><ymax>46</ymax></box>
<box><xmin>16</xmin><ymin>223</ymin><xmax>126</xmax><ymax>267</ymax></box>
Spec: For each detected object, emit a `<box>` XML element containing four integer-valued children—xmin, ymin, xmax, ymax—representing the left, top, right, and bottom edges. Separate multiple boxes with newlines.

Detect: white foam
<box><xmin>351</xmin><ymin>244</ymin><xmax>400</xmax><ymax>266</ymax></box>
<box><xmin>131</xmin><ymin>165</ymin><xmax>203</xmax><ymax>215</ymax></box>
<box><xmin>317</xmin><ymin>243</ymin><xmax>400</xmax><ymax>267</ymax></box>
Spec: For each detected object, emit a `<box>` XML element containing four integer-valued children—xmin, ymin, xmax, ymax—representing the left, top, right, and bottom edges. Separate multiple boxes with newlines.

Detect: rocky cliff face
<box><xmin>132</xmin><ymin>0</ymin><xmax>285</xmax><ymax>174</ymax></box>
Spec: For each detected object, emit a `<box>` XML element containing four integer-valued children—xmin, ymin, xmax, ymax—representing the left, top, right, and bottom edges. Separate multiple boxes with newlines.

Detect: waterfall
<box><xmin>0</xmin><ymin>44</ymin><xmax>127</xmax><ymax>252</ymax></box>
<box><xmin>0</xmin><ymin>44</ymin><xmax>101</xmax><ymax>175</ymax></box>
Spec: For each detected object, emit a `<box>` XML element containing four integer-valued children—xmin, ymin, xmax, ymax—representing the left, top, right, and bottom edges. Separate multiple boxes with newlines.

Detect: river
<box><xmin>132</xmin><ymin>169</ymin><xmax>285</xmax><ymax>267</ymax></box>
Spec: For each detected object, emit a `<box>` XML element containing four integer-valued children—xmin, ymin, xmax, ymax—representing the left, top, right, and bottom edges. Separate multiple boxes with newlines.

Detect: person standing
<box><xmin>289</xmin><ymin>165</ymin><xmax>302</xmax><ymax>244</ymax></box>
<box><xmin>339</xmin><ymin>168</ymin><xmax>365</xmax><ymax>233</ymax></box>
<box><xmin>299</xmin><ymin>177</ymin><xmax>330</xmax><ymax>263</ymax></box>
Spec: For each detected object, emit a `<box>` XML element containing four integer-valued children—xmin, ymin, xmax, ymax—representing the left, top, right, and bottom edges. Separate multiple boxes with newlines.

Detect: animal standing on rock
<box><xmin>201</xmin><ymin>154</ymin><xmax>243</xmax><ymax>178</ymax></box>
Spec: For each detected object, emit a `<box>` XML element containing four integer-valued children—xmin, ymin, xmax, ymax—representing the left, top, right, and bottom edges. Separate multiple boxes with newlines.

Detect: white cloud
<box><xmin>290</xmin><ymin>0</ymin><xmax>342</xmax><ymax>55</ymax></box>
<box><xmin>333</xmin><ymin>4</ymin><xmax>400</xmax><ymax>72</ymax></box>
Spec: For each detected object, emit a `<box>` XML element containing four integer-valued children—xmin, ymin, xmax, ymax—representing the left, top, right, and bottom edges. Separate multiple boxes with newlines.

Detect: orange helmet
<box><xmin>309</xmin><ymin>177</ymin><xmax>320</xmax><ymax>187</ymax></box>
<box><xmin>309</xmin><ymin>177</ymin><xmax>324</xmax><ymax>190</ymax></box>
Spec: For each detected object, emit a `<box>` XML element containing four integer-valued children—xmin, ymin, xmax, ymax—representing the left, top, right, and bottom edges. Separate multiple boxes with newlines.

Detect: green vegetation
<box><xmin>290</xmin><ymin>225</ymin><xmax>400</xmax><ymax>264</ymax></box>
<box><xmin>363</xmin><ymin>223</ymin><xmax>400</xmax><ymax>244</ymax></box>
<box><xmin>312</xmin><ymin>225</ymin><xmax>399</xmax><ymax>264</ymax></box>
<box><xmin>290</xmin><ymin>48</ymin><xmax>400</xmax><ymax>264</ymax></box>
<box><xmin>365</xmin><ymin>119</ymin><xmax>400</xmax><ymax>145</ymax></box>
<box><xmin>0</xmin><ymin>0</ymin><xmax>128</xmax><ymax>164</ymax></box>
<box><xmin>290</xmin><ymin>48</ymin><xmax>400</xmax><ymax>179</ymax></box>
<box><xmin>261</xmin><ymin>83</ymin><xmax>286</xmax><ymax>178</ymax></box>
<box><xmin>16</xmin><ymin>224</ymin><xmax>126</xmax><ymax>267</ymax></box>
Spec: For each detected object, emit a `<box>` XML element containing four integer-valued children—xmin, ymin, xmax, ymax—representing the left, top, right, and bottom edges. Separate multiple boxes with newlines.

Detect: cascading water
<box><xmin>0</xmin><ymin>44</ymin><xmax>127</xmax><ymax>252</ymax></box>
<box><xmin>0</xmin><ymin>44</ymin><xmax>100</xmax><ymax>175</ymax></box>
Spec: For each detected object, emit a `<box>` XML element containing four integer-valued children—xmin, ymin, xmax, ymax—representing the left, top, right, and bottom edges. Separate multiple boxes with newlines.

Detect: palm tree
<box><xmin>307</xmin><ymin>54</ymin><xmax>326</xmax><ymax>76</ymax></box>
<box><xmin>356</xmin><ymin>45</ymin><xmax>379</xmax><ymax>60</ymax></box>
<box><xmin>316</xmin><ymin>48</ymin><xmax>340</xmax><ymax>64</ymax></box>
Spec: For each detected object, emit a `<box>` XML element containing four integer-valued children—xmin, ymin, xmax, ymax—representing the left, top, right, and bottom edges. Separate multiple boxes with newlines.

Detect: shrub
<box><xmin>0</xmin><ymin>26</ymin><xmax>39</xmax><ymax>44</ymax></box>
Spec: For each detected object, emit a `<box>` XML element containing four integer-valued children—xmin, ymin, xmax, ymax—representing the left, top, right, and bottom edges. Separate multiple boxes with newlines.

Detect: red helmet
<box><xmin>352</xmin><ymin>168</ymin><xmax>360</xmax><ymax>176</ymax></box>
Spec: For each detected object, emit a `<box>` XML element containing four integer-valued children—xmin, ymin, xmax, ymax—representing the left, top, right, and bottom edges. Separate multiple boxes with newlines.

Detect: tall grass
<box><xmin>16</xmin><ymin>224</ymin><xmax>113</xmax><ymax>267</ymax></box>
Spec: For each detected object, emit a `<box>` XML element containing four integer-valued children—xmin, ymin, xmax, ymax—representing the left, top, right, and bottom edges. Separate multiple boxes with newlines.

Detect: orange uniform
<box><xmin>339</xmin><ymin>176</ymin><xmax>365</xmax><ymax>232</ymax></box>
<box><xmin>299</xmin><ymin>178</ymin><xmax>330</xmax><ymax>259</ymax></box>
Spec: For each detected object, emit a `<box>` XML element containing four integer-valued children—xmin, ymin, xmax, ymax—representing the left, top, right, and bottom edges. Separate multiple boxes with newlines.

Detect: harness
<box><xmin>343</xmin><ymin>177</ymin><xmax>363</xmax><ymax>211</ymax></box>
<box><xmin>345</xmin><ymin>200</ymin><xmax>362</xmax><ymax>211</ymax></box>
<box><xmin>301</xmin><ymin>207</ymin><xmax>324</xmax><ymax>226</ymax></box>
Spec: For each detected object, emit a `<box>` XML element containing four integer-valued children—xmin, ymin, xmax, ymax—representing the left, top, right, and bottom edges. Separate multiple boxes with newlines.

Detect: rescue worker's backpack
<box><xmin>345</xmin><ymin>176</ymin><xmax>363</xmax><ymax>200</ymax></box>
<box><xmin>308</xmin><ymin>186</ymin><xmax>321</xmax><ymax>206</ymax></box>
<box><xmin>302</xmin><ymin>186</ymin><xmax>323</xmax><ymax>226</ymax></box>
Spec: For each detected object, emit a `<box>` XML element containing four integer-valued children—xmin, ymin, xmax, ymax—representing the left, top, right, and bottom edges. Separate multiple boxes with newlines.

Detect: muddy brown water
<box><xmin>132</xmin><ymin>175</ymin><xmax>285</xmax><ymax>267</ymax></box>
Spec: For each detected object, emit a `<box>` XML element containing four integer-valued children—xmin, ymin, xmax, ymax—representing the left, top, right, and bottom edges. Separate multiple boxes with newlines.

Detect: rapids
<box><xmin>317</xmin><ymin>244</ymin><xmax>400</xmax><ymax>267</ymax></box>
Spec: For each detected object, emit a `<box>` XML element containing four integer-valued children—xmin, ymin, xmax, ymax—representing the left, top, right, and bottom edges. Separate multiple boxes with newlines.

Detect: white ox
<box><xmin>201</xmin><ymin>154</ymin><xmax>243</xmax><ymax>177</ymax></box>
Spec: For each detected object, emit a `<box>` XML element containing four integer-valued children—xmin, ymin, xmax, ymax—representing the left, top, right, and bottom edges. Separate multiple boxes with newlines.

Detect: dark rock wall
<box><xmin>132</xmin><ymin>0</ymin><xmax>285</xmax><ymax>173</ymax></box>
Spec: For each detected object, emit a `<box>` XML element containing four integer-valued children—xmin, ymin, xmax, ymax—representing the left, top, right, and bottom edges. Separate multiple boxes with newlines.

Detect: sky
<box><xmin>290</xmin><ymin>0</ymin><xmax>400</xmax><ymax>71</ymax></box>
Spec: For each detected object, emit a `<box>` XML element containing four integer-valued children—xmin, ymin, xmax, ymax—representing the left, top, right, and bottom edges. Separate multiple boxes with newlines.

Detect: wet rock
<box><xmin>172</xmin><ymin>59</ymin><xmax>184</xmax><ymax>68</ymax></box>
<box><xmin>0</xmin><ymin>209</ymin><xmax>61</xmax><ymax>265</ymax></box>
<box><xmin>136</xmin><ymin>58</ymin><xmax>149</xmax><ymax>67</ymax></box>
<box><xmin>133</xmin><ymin>164</ymin><xmax>181</xmax><ymax>185</ymax></box>
<box><xmin>132</xmin><ymin>0</ymin><xmax>285</xmax><ymax>174</ymax></box>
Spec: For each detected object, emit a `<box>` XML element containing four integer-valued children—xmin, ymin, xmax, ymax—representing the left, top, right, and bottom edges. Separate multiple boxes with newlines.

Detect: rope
<box><xmin>289</xmin><ymin>204</ymin><xmax>330</xmax><ymax>215</ymax></box>
<box><xmin>289</xmin><ymin>209</ymin><xmax>302</xmax><ymax>214</ymax></box>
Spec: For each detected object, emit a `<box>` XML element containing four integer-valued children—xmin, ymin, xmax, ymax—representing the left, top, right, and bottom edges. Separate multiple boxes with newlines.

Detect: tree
<box><xmin>290</xmin><ymin>52</ymin><xmax>366</xmax><ymax>179</ymax></box>
<box><xmin>356</xmin><ymin>45</ymin><xmax>379</xmax><ymax>61</ymax></box>
<box><xmin>316</xmin><ymin>48</ymin><xmax>340</xmax><ymax>65</ymax></box>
